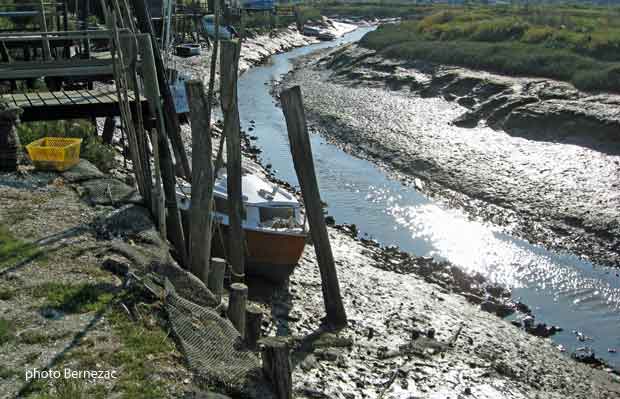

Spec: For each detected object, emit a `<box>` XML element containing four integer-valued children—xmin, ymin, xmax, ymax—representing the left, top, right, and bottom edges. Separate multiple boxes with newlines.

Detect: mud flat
<box><xmin>276</xmin><ymin>43</ymin><xmax>620</xmax><ymax>269</ymax></box>
<box><xmin>281</xmin><ymin>224</ymin><xmax>620</xmax><ymax>399</ymax></box>
<box><xmin>229</xmin><ymin>123</ymin><xmax>620</xmax><ymax>399</ymax></box>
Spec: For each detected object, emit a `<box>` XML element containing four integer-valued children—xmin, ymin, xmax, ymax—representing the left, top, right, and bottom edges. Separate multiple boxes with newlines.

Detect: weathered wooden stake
<box><xmin>131</xmin><ymin>0</ymin><xmax>192</xmax><ymax>182</ymax></box>
<box><xmin>159</xmin><ymin>128</ymin><xmax>189</xmax><ymax>267</ymax></box>
<box><xmin>186</xmin><ymin>80</ymin><xmax>215</xmax><ymax>284</ymax></box>
<box><xmin>150</xmin><ymin>128</ymin><xmax>166</xmax><ymax>240</ymax></box>
<box><xmin>261</xmin><ymin>337</ymin><xmax>293</xmax><ymax>399</ymax></box>
<box><xmin>220</xmin><ymin>40</ymin><xmax>245</xmax><ymax>283</ymax></box>
<box><xmin>208</xmin><ymin>257</ymin><xmax>227</xmax><ymax>303</ymax></box>
<box><xmin>227</xmin><ymin>282</ymin><xmax>248</xmax><ymax>336</ymax></box>
<box><xmin>102</xmin><ymin>117</ymin><xmax>116</xmax><ymax>144</ymax></box>
<box><xmin>245</xmin><ymin>305</ymin><xmax>263</xmax><ymax>350</ymax></box>
<box><xmin>280</xmin><ymin>86</ymin><xmax>347</xmax><ymax>329</ymax></box>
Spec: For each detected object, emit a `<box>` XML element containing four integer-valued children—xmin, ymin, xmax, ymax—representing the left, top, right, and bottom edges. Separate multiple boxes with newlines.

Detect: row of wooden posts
<box><xmin>112</xmin><ymin>2</ymin><xmax>347</xmax><ymax>398</ymax></box>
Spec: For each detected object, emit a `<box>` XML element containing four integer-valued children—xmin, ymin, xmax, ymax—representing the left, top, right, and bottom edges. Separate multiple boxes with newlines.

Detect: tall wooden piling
<box><xmin>220</xmin><ymin>40</ymin><xmax>245</xmax><ymax>283</ymax></box>
<box><xmin>186</xmin><ymin>80</ymin><xmax>215</xmax><ymax>284</ymax></box>
<box><xmin>280</xmin><ymin>86</ymin><xmax>347</xmax><ymax>329</ymax></box>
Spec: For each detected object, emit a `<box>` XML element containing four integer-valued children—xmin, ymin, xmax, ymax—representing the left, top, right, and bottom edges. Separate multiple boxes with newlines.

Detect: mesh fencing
<box><xmin>164</xmin><ymin>279</ymin><xmax>271</xmax><ymax>397</ymax></box>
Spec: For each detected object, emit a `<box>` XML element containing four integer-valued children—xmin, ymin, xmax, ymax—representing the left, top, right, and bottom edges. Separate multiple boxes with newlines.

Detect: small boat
<box><xmin>176</xmin><ymin>166</ymin><xmax>307</xmax><ymax>283</ymax></box>
<box><xmin>175</xmin><ymin>44</ymin><xmax>201</xmax><ymax>57</ymax></box>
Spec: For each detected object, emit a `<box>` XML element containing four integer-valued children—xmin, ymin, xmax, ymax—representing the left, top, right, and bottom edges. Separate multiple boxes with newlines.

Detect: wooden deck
<box><xmin>1</xmin><ymin>88</ymin><xmax>152</xmax><ymax>125</ymax></box>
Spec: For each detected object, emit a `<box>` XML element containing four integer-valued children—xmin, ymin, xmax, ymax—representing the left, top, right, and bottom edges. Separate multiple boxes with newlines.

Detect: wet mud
<box><xmin>276</xmin><ymin>44</ymin><xmax>620</xmax><ymax>270</ymax></box>
<box><xmin>171</xmin><ymin>26</ymin><xmax>620</xmax><ymax>397</ymax></box>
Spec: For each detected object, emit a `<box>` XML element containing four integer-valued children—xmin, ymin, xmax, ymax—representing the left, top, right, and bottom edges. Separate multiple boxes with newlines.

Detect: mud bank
<box><xmin>280</xmin><ymin>220</ymin><xmax>620</xmax><ymax>399</ymax></box>
<box><xmin>233</xmin><ymin>124</ymin><xmax>620</xmax><ymax>398</ymax></box>
<box><xmin>276</xmin><ymin>44</ymin><xmax>620</xmax><ymax>269</ymax></box>
<box><xmin>174</xmin><ymin>22</ymin><xmax>350</xmax><ymax>83</ymax></box>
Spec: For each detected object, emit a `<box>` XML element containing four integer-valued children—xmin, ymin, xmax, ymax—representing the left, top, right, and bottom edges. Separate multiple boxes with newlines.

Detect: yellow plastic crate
<box><xmin>26</xmin><ymin>137</ymin><xmax>82</xmax><ymax>172</ymax></box>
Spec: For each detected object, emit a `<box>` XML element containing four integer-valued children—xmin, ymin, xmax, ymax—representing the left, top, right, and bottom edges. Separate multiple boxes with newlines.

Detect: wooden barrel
<box><xmin>0</xmin><ymin>108</ymin><xmax>21</xmax><ymax>172</ymax></box>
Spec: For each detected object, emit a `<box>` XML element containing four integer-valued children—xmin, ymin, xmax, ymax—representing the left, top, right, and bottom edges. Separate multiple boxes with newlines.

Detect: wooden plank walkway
<box><xmin>1</xmin><ymin>88</ymin><xmax>152</xmax><ymax>125</ymax></box>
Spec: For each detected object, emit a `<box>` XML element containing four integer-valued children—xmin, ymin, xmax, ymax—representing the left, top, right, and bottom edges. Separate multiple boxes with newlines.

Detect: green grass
<box><xmin>32</xmin><ymin>282</ymin><xmax>115</xmax><ymax>314</ymax></box>
<box><xmin>0</xmin><ymin>287</ymin><xmax>16</xmax><ymax>300</ymax></box>
<box><xmin>107</xmin><ymin>306</ymin><xmax>172</xmax><ymax>399</ymax></box>
<box><xmin>0</xmin><ymin>364</ymin><xmax>19</xmax><ymax>379</ymax></box>
<box><xmin>0</xmin><ymin>225</ymin><xmax>41</xmax><ymax>270</ymax></box>
<box><xmin>360</xmin><ymin>5</ymin><xmax>620</xmax><ymax>92</ymax></box>
<box><xmin>0</xmin><ymin>318</ymin><xmax>15</xmax><ymax>345</ymax></box>
<box><xmin>316</xmin><ymin>1</ymin><xmax>433</xmax><ymax>19</ymax></box>
<box><xmin>17</xmin><ymin>120</ymin><xmax>116</xmax><ymax>173</ymax></box>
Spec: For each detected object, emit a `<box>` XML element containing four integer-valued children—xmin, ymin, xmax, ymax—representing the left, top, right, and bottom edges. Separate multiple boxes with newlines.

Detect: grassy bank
<box><xmin>316</xmin><ymin>1</ymin><xmax>433</xmax><ymax>19</ymax></box>
<box><xmin>360</xmin><ymin>6</ymin><xmax>620</xmax><ymax>92</ymax></box>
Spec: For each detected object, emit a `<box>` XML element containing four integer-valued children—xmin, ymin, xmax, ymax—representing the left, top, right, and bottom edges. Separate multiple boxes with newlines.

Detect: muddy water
<box><xmin>235</xmin><ymin>27</ymin><xmax>620</xmax><ymax>368</ymax></box>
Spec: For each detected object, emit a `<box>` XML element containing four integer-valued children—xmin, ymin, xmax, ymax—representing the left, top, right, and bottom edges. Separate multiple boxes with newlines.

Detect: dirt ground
<box><xmin>0</xmin><ymin>168</ymin><xmax>195</xmax><ymax>399</ymax></box>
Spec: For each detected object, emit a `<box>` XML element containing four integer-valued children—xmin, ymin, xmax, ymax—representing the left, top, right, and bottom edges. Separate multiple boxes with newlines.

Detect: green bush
<box><xmin>360</xmin><ymin>6</ymin><xmax>620</xmax><ymax>92</ymax></box>
<box><xmin>522</xmin><ymin>26</ymin><xmax>554</xmax><ymax>43</ymax></box>
<box><xmin>17</xmin><ymin>120</ymin><xmax>116</xmax><ymax>172</ymax></box>
<box><xmin>470</xmin><ymin>19</ymin><xmax>528</xmax><ymax>42</ymax></box>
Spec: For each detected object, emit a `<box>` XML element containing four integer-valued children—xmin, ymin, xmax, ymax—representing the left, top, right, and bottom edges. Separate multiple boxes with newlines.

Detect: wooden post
<box><xmin>160</xmin><ymin>128</ymin><xmax>189</xmax><ymax>268</ymax></box>
<box><xmin>186</xmin><ymin>80</ymin><xmax>215</xmax><ymax>284</ymax></box>
<box><xmin>227</xmin><ymin>282</ymin><xmax>247</xmax><ymax>336</ymax></box>
<box><xmin>220</xmin><ymin>40</ymin><xmax>245</xmax><ymax>283</ymax></box>
<box><xmin>245</xmin><ymin>305</ymin><xmax>263</xmax><ymax>350</ymax></box>
<box><xmin>280</xmin><ymin>86</ymin><xmax>347</xmax><ymax>329</ymax></box>
<box><xmin>63</xmin><ymin>0</ymin><xmax>70</xmax><ymax>57</ymax></box>
<box><xmin>102</xmin><ymin>116</ymin><xmax>115</xmax><ymax>144</ymax></box>
<box><xmin>130</xmin><ymin>0</ymin><xmax>193</xmax><ymax>182</ymax></box>
<box><xmin>261</xmin><ymin>337</ymin><xmax>293</xmax><ymax>399</ymax></box>
<box><xmin>150</xmin><ymin>128</ymin><xmax>166</xmax><ymax>240</ymax></box>
<box><xmin>208</xmin><ymin>257</ymin><xmax>227</xmax><ymax>303</ymax></box>
<box><xmin>78</xmin><ymin>0</ymin><xmax>90</xmax><ymax>59</ymax></box>
<box><xmin>40</xmin><ymin>0</ymin><xmax>52</xmax><ymax>61</ymax></box>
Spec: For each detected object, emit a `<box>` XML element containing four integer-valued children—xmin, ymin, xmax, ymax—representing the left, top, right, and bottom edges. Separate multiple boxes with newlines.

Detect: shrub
<box><xmin>470</xmin><ymin>19</ymin><xmax>528</xmax><ymax>42</ymax></box>
<box><xmin>522</xmin><ymin>26</ymin><xmax>554</xmax><ymax>43</ymax></box>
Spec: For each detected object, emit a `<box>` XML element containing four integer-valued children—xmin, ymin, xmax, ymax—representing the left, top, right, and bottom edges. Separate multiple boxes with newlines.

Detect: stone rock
<box><xmin>80</xmin><ymin>178</ymin><xmax>142</xmax><ymax>206</ymax></box>
<box><xmin>526</xmin><ymin>323</ymin><xmax>562</xmax><ymax>338</ymax></box>
<box><xmin>315</xmin><ymin>348</ymin><xmax>341</xmax><ymax>361</ymax></box>
<box><xmin>94</xmin><ymin>204</ymin><xmax>155</xmax><ymax>239</ymax></box>
<box><xmin>102</xmin><ymin>254</ymin><xmax>131</xmax><ymax>276</ymax></box>
<box><xmin>480</xmin><ymin>300</ymin><xmax>514</xmax><ymax>318</ymax></box>
<box><xmin>457</xmin><ymin>96</ymin><xmax>476</xmax><ymax>108</ymax></box>
<box><xmin>300</xmin><ymin>354</ymin><xmax>319</xmax><ymax>371</ymax></box>
<box><xmin>61</xmin><ymin>159</ymin><xmax>105</xmax><ymax>183</ymax></box>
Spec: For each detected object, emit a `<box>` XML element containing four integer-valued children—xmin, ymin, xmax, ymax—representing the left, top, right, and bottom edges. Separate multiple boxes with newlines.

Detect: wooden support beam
<box><xmin>208</xmin><ymin>257</ymin><xmax>227</xmax><ymax>303</ymax></box>
<box><xmin>130</xmin><ymin>0</ymin><xmax>192</xmax><ymax>182</ymax></box>
<box><xmin>261</xmin><ymin>337</ymin><xmax>293</xmax><ymax>399</ymax></box>
<box><xmin>40</xmin><ymin>0</ymin><xmax>52</xmax><ymax>60</ymax></box>
<box><xmin>220</xmin><ymin>39</ymin><xmax>245</xmax><ymax>283</ymax></box>
<box><xmin>150</xmin><ymin>128</ymin><xmax>166</xmax><ymax>240</ymax></box>
<box><xmin>160</xmin><ymin>128</ymin><xmax>189</xmax><ymax>268</ymax></box>
<box><xmin>227</xmin><ymin>282</ymin><xmax>248</xmax><ymax>336</ymax></box>
<box><xmin>280</xmin><ymin>86</ymin><xmax>347</xmax><ymax>329</ymax></box>
<box><xmin>186</xmin><ymin>80</ymin><xmax>215</xmax><ymax>284</ymax></box>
